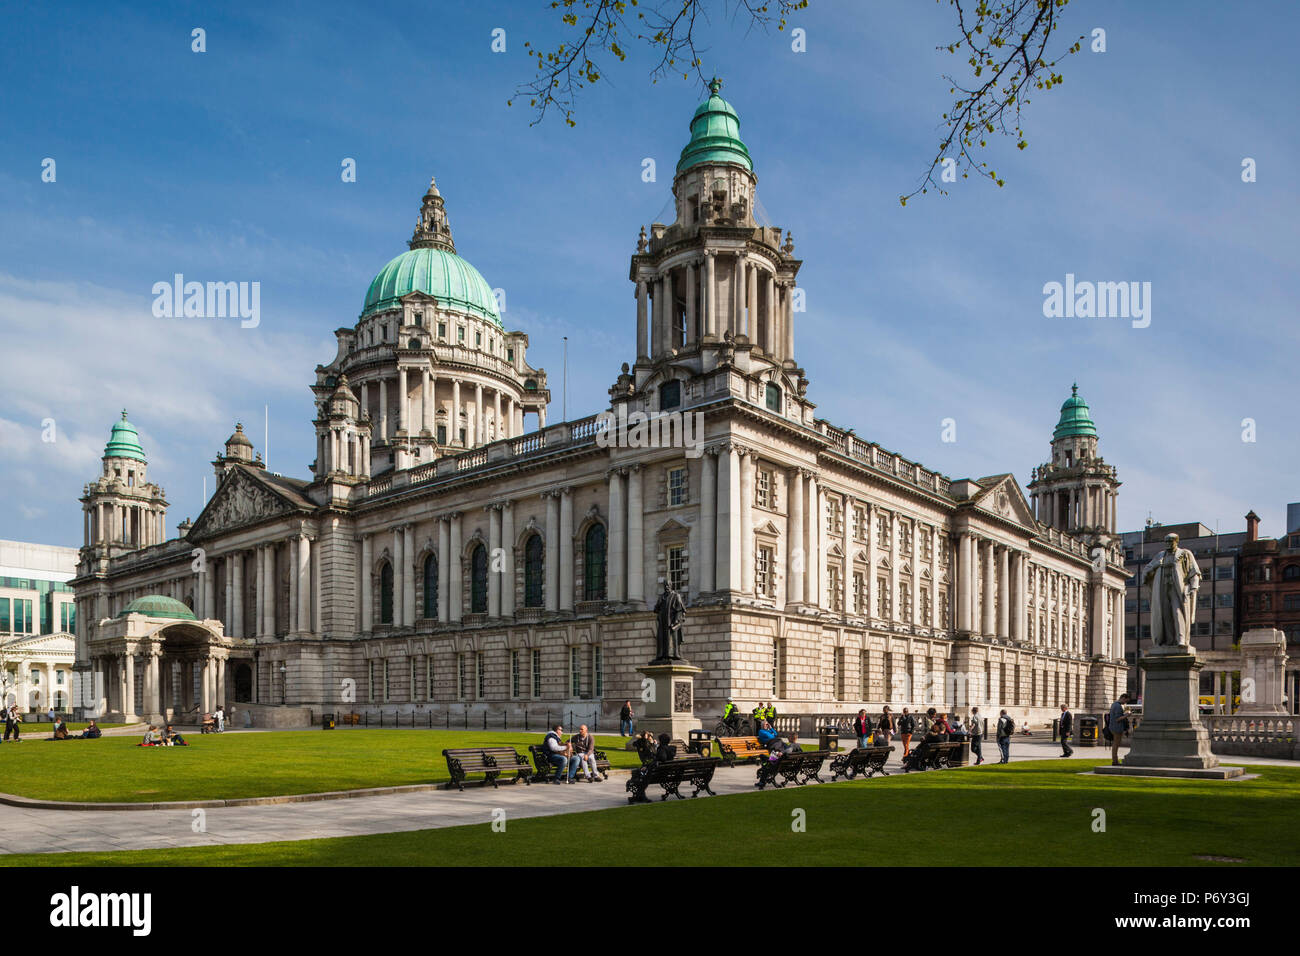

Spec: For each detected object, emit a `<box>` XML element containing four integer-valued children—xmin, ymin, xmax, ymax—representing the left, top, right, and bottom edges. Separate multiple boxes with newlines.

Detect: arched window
<box><xmin>524</xmin><ymin>534</ymin><xmax>545</xmax><ymax>608</ymax></box>
<box><xmin>379</xmin><ymin>561</ymin><xmax>394</xmax><ymax>625</ymax></box>
<box><xmin>423</xmin><ymin>553</ymin><xmax>439</xmax><ymax>619</ymax></box>
<box><xmin>584</xmin><ymin>524</ymin><xmax>607</xmax><ymax>601</ymax></box>
<box><xmin>1284</xmin><ymin>565</ymin><xmax>1300</xmax><ymax>581</ymax></box>
<box><xmin>765</xmin><ymin>382</ymin><xmax>781</xmax><ymax>412</ymax></box>
<box><xmin>470</xmin><ymin>544</ymin><xmax>488</xmax><ymax>614</ymax></box>
<box><xmin>408</xmin><ymin>337</ymin><xmax>421</xmax><ymax>350</ymax></box>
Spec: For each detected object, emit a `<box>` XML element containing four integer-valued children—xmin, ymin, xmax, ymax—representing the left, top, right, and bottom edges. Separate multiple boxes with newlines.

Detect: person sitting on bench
<box><xmin>542</xmin><ymin>724</ymin><xmax>579</xmax><ymax>784</ymax></box>
<box><xmin>655</xmin><ymin>733</ymin><xmax>676</xmax><ymax>763</ymax></box>
<box><xmin>774</xmin><ymin>731</ymin><xmax>802</xmax><ymax>755</ymax></box>
<box><xmin>79</xmin><ymin>719</ymin><xmax>102</xmax><ymax>739</ymax></box>
<box><xmin>756</xmin><ymin>721</ymin><xmax>780</xmax><ymax>748</ymax></box>
<box><xmin>569</xmin><ymin>724</ymin><xmax>600</xmax><ymax>782</ymax></box>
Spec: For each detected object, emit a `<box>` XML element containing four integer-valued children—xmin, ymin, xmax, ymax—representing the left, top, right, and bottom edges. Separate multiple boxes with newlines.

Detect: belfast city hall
<box><xmin>71</xmin><ymin>82</ymin><xmax>1129</xmax><ymax>727</ymax></box>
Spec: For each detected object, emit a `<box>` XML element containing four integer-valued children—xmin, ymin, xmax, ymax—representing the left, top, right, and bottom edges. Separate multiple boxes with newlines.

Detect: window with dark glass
<box><xmin>660</xmin><ymin>380</ymin><xmax>681</xmax><ymax>410</ymax></box>
<box><xmin>524</xmin><ymin>534</ymin><xmax>545</xmax><ymax>608</ymax></box>
<box><xmin>765</xmin><ymin>383</ymin><xmax>781</xmax><ymax>411</ymax></box>
<box><xmin>379</xmin><ymin>561</ymin><xmax>394</xmax><ymax>624</ymax></box>
<box><xmin>584</xmin><ymin>523</ymin><xmax>607</xmax><ymax>600</ymax></box>
<box><xmin>423</xmin><ymin>553</ymin><xmax>438</xmax><ymax>619</ymax></box>
<box><xmin>470</xmin><ymin>545</ymin><xmax>488</xmax><ymax>613</ymax></box>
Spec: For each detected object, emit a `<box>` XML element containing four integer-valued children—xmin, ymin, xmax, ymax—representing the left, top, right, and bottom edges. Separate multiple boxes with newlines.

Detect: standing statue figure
<box><xmin>1142</xmin><ymin>533</ymin><xmax>1202</xmax><ymax>648</ymax></box>
<box><xmin>652</xmin><ymin>582</ymin><xmax>687</xmax><ymax>662</ymax></box>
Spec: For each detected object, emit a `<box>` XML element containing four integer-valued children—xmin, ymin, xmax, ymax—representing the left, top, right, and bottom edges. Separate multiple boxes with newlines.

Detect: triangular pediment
<box><xmin>190</xmin><ymin>467</ymin><xmax>301</xmax><ymax>539</ymax></box>
<box><xmin>971</xmin><ymin>474</ymin><xmax>1037</xmax><ymax>528</ymax></box>
<box><xmin>0</xmin><ymin>633</ymin><xmax>75</xmax><ymax>654</ymax></box>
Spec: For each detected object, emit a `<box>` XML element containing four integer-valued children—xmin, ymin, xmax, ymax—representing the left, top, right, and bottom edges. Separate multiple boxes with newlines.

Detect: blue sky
<box><xmin>1</xmin><ymin>0</ymin><xmax>1297</xmax><ymax>548</ymax></box>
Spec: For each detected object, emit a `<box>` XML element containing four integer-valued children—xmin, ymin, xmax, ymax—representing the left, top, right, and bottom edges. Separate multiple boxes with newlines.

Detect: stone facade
<box><xmin>72</xmin><ymin>83</ymin><xmax>1128</xmax><ymax>726</ymax></box>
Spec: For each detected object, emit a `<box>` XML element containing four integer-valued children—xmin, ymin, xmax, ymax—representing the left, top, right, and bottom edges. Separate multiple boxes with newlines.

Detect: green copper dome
<box><xmin>104</xmin><ymin>410</ymin><xmax>147</xmax><ymax>462</ymax></box>
<box><xmin>676</xmin><ymin>78</ymin><xmax>753</xmax><ymax>174</ymax></box>
<box><xmin>117</xmin><ymin>595</ymin><xmax>196</xmax><ymax>621</ymax></box>
<box><xmin>362</xmin><ymin>247</ymin><xmax>501</xmax><ymax>326</ymax></box>
<box><xmin>1053</xmin><ymin>384</ymin><xmax>1098</xmax><ymax>440</ymax></box>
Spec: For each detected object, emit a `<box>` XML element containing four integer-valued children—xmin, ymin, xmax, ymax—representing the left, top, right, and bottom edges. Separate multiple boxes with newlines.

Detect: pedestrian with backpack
<box><xmin>897</xmin><ymin>707</ymin><xmax>916</xmax><ymax>757</ymax></box>
<box><xmin>996</xmin><ymin>709</ymin><xmax>1015</xmax><ymax>763</ymax></box>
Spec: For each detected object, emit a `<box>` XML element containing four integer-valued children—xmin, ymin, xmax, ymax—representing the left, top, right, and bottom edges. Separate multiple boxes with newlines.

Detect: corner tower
<box><xmin>80</xmin><ymin>411</ymin><xmax>169</xmax><ymax>555</ymax></box>
<box><xmin>1027</xmin><ymin>384</ymin><xmax>1121</xmax><ymax>540</ymax></box>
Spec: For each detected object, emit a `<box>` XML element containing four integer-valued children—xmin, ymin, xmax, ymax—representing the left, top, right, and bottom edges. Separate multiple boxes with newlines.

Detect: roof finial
<box><xmin>709</xmin><ymin>76</ymin><xmax>722</xmax><ymax>96</ymax></box>
<box><xmin>121</xmin><ymin>409</ymin><xmax>128</xmax><ymax>420</ymax></box>
<box><xmin>1071</xmin><ymin>382</ymin><xmax>1078</xmax><ymax>396</ymax></box>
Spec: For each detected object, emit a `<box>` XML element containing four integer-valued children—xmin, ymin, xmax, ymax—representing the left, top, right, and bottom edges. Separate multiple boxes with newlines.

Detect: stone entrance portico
<box><xmin>85</xmin><ymin>595</ymin><xmax>245</xmax><ymax>722</ymax></box>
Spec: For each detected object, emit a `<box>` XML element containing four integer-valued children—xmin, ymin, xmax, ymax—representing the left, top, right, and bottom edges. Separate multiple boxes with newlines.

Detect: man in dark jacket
<box><xmin>1058</xmin><ymin>704</ymin><xmax>1074</xmax><ymax>757</ymax></box>
<box><xmin>996</xmin><ymin>709</ymin><xmax>1015</xmax><ymax>763</ymax></box>
<box><xmin>619</xmin><ymin>700</ymin><xmax>634</xmax><ymax>736</ymax></box>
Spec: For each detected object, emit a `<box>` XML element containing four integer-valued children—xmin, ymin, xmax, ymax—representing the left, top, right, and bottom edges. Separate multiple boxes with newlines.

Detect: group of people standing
<box><xmin>854</xmin><ymin>706</ymin><xmax>1023</xmax><ymax>765</ymax></box>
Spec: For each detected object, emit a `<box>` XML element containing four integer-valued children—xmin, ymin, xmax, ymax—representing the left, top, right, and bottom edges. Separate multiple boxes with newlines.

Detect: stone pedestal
<box><xmin>1238</xmin><ymin>628</ymin><xmax>1289</xmax><ymax>715</ymax></box>
<box><xmin>635</xmin><ymin>661</ymin><xmax>702</xmax><ymax>739</ymax></box>
<box><xmin>1096</xmin><ymin>645</ymin><xmax>1243</xmax><ymax>780</ymax></box>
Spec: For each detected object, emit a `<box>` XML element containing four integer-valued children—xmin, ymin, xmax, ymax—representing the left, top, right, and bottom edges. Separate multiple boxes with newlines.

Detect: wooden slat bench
<box><xmin>526</xmin><ymin>744</ymin><xmax>611</xmax><ymax>782</ymax></box>
<box><xmin>340</xmin><ymin>713</ymin><xmax>361</xmax><ymax>726</ymax></box>
<box><xmin>829</xmin><ymin>745</ymin><xmax>895</xmax><ymax>781</ymax></box>
<box><xmin>716</xmin><ymin>736</ymin><xmax>769</xmax><ymax>766</ymax></box>
<box><xmin>901</xmin><ymin>740</ymin><xmax>963</xmax><ymax>772</ymax></box>
<box><xmin>441</xmin><ymin>746</ymin><xmax>532</xmax><ymax>790</ymax></box>
<box><xmin>626</xmin><ymin>756</ymin><xmax>721</xmax><ymax>803</ymax></box>
<box><xmin>755</xmin><ymin>750</ymin><xmax>833</xmax><ymax>789</ymax></box>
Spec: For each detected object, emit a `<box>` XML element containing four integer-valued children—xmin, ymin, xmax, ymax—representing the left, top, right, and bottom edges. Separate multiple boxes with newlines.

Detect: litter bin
<box><xmin>688</xmin><ymin>729</ymin><xmax>713</xmax><ymax>756</ymax></box>
<box><xmin>322</xmin><ymin>713</ymin><xmax>335</xmax><ymax>730</ymax></box>
<box><xmin>1078</xmin><ymin>715</ymin><xmax>1099</xmax><ymax>747</ymax></box>
<box><xmin>818</xmin><ymin>726</ymin><xmax>839</xmax><ymax>752</ymax></box>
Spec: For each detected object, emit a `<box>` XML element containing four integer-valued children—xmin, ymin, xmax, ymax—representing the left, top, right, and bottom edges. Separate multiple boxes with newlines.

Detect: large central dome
<box><xmin>362</xmin><ymin>246</ymin><xmax>501</xmax><ymax>325</ymax></box>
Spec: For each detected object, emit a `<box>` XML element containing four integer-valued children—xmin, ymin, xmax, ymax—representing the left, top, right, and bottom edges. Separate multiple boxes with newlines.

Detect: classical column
<box><xmin>662</xmin><ymin>269</ymin><xmax>675</xmax><ymax>353</ymax></box>
<box><xmin>544</xmin><ymin>492</ymin><xmax>560</xmax><ymax>612</ymax></box>
<box><xmin>787</xmin><ymin>469</ymin><xmax>804</xmax><ymax>605</ymax></box>
<box><xmin>764</xmin><ymin>272</ymin><xmax>775</xmax><ymax>354</ymax></box>
<box><xmin>361</xmin><ymin>534</ymin><xmax>373</xmax><ymax>632</ymax></box>
<box><xmin>252</xmin><ymin>547</ymin><xmax>264</xmax><ymax>637</ymax></box>
<box><xmin>717</xmin><ymin>446</ymin><xmax>740</xmax><ymax>592</ymax></box>
<box><xmin>475</xmin><ymin>383</ymin><xmax>485</xmax><ymax>445</ymax></box>
<box><xmin>202</xmin><ymin>564</ymin><xmax>214</xmax><ymax>623</ymax></box>
<box><xmin>747</xmin><ymin>262</ymin><xmax>758</xmax><ymax>341</ymax></box>
<box><xmin>636</xmin><ymin>278</ymin><xmax>648</xmax><ymax>359</ymax></box>
<box><xmin>379</xmin><ymin>377</ymin><xmax>389</xmax><ymax>441</ymax></box>
<box><xmin>422</xmin><ymin>369</ymin><xmax>433</xmax><ymax>434</ymax></box>
<box><xmin>685</xmin><ymin>261</ymin><xmax>697</xmax><ymax>344</ymax></box>
<box><xmin>147</xmin><ymin>650</ymin><xmax>161</xmax><ymax>717</ymax></box>
<box><xmin>700</xmin><ymin>451</ymin><xmax>717</xmax><ymax>594</ymax></box>
<box><xmin>739</xmin><ymin>452</ymin><xmax>755</xmax><ymax>594</ymax></box>
<box><xmin>982</xmin><ymin>539</ymin><xmax>996</xmax><ymax>636</ymax></box>
<box><xmin>626</xmin><ymin>467</ymin><xmax>644</xmax><ymax>605</ymax></box>
<box><xmin>784</xmin><ymin>281</ymin><xmax>795</xmax><ymax>358</ymax></box>
<box><xmin>437</xmin><ymin>519</ymin><xmax>450</xmax><ymax>624</ymax></box>
<box><xmin>397</xmin><ymin>367</ymin><xmax>409</xmax><ymax>434</ymax></box>
<box><xmin>493</xmin><ymin>390</ymin><xmax>502</xmax><ymax>440</ymax></box>
<box><xmin>1113</xmin><ymin>588</ymin><xmax>1124</xmax><ymax>658</ymax></box>
<box><xmin>289</xmin><ymin>537</ymin><xmax>300</xmax><ymax>632</ymax></box>
<box><xmin>607</xmin><ymin>471</ymin><xmax>626</xmax><ymax>603</ymax></box>
<box><xmin>224</xmin><ymin>555</ymin><xmax>234</xmax><ymax>629</ymax></box>
<box><xmin>997</xmin><ymin>545</ymin><xmax>1010</xmax><ymax>638</ymax></box>
<box><xmin>957</xmin><ymin>534</ymin><xmax>972</xmax><ymax>632</ymax></box>
<box><xmin>448</xmin><ymin>513</ymin><xmax>463</xmax><ymax>621</ymax></box>
<box><xmin>733</xmin><ymin>255</ymin><xmax>746</xmax><ymax>335</ymax></box>
<box><xmin>199</xmin><ymin>657</ymin><xmax>210</xmax><ymax>713</ymax></box>
<box><xmin>297</xmin><ymin>534</ymin><xmax>311</xmax><ymax>634</ymax></box>
<box><xmin>403</xmin><ymin>525</ymin><xmax>416</xmax><ymax>625</ymax></box>
<box><xmin>705</xmin><ymin>252</ymin><xmax>716</xmax><ymax>337</ymax></box>
<box><xmin>452</xmin><ymin>381</ymin><xmax>461</xmax><ymax>444</ymax></box>
<box><xmin>504</xmin><ymin>396</ymin><xmax>514</xmax><ymax>439</ymax></box>
<box><xmin>232</xmin><ymin>551</ymin><xmax>244</xmax><ymax>638</ymax></box>
<box><xmin>805</xmin><ymin>474</ymin><xmax>820</xmax><ymax>606</ymax></box>
<box><xmin>500</xmin><ymin>501</ymin><xmax>515</xmax><ymax>617</ymax></box>
<box><xmin>559</xmin><ymin>489</ymin><xmax>574</xmax><ymax>611</ymax></box>
<box><xmin>392</xmin><ymin>527</ymin><xmax>405</xmax><ymax>626</ymax></box>
<box><xmin>488</xmin><ymin>505</ymin><xmax>502</xmax><ymax>617</ymax></box>
<box><xmin>889</xmin><ymin>511</ymin><xmax>899</xmax><ymax>622</ymax></box>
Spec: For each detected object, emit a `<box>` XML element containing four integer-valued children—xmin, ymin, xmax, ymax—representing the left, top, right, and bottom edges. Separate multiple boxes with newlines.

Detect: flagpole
<box><xmin>563</xmin><ymin>336</ymin><xmax>568</xmax><ymax>423</ymax></box>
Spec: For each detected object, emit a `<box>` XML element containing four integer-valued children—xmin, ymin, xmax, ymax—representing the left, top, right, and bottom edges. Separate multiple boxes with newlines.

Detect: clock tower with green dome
<box><xmin>1027</xmin><ymin>384</ymin><xmax>1121</xmax><ymax>540</ymax></box>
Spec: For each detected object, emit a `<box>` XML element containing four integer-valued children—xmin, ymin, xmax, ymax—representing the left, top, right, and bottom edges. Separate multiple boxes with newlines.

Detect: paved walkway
<box><xmin>0</xmin><ymin>735</ymin><xmax>1286</xmax><ymax>855</ymax></box>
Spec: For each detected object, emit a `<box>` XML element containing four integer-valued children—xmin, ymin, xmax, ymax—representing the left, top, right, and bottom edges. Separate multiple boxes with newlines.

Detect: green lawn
<box><xmin>0</xmin><ymin>729</ymin><xmax>640</xmax><ymax>802</ymax></box>
<box><xmin>5</xmin><ymin>761</ymin><xmax>1298</xmax><ymax>867</ymax></box>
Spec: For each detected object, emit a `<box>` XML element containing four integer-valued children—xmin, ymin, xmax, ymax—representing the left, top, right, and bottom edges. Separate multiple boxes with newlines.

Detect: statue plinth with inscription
<box><xmin>635</xmin><ymin>584</ymin><xmax>701</xmax><ymax>739</ymax></box>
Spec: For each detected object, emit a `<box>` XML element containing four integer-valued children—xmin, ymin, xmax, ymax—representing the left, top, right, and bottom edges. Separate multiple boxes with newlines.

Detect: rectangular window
<box><xmin>594</xmin><ymin>645</ymin><xmax>603</xmax><ymax>697</ymax></box>
<box><xmin>919</xmin><ymin>527</ymin><xmax>933</xmax><ymax>561</ymax></box>
<box><xmin>427</xmin><ymin>656</ymin><xmax>435</xmax><ymax>700</ymax></box>
<box><xmin>56</xmin><ymin>669</ymin><xmax>65</xmax><ymax>685</ymax></box>
<box><xmin>476</xmin><ymin>653</ymin><xmax>486</xmax><ymax>699</ymax></box>
<box><xmin>900</xmin><ymin>582</ymin><xmax>913</xmax><ymax>623</ymax></box>
<box><xmin>0</xmin><ymin>598</ymin><xmax>9</xmax><ymax>633</ymax></box>
<box><xmin>852</xmin><ymin>507</ymin><xmax>866</xmax><ymax>541</ymax></box>
<box><xmin>60</xmin><ymin>602</ymin><xmax>75</xmax><ymax>632</ymax></box>
<box><xmin>899</xmin><ymin>521</ymin><xmax>913</xmax><ymax>556</ymax></box>
<box><xmin>920</xmin><ymin>586</ymin><xmax>931</xmax><ymax>624</ymax></box>
<box><xmin>507</xmin><ymin>347</ymin><xmax>515</xmax><ymax>362</ymax></box>
<box><xmin>457</xmin><ymin>326</ymin><xmax>465</xmax><ymax>342</ymax></box>
<box><xmin>668</xmin><ymin>467</ymin><xmax>687</xmax><ymax>506</ymax></box>
<box><xmin>668</xmin><ymin>546</ymin><xmax>687</xmax><ymax>593</ymax></box>
<box><xmin>368</xmin><ymin>660</ymin><xmax>377</xmax><ymax>702</ymax></box>
<box><xmin>511</xmin><ymin>650</ymin><xmax>521</xmax><ymax>698</ymax></box>
<box><xmin>756</xmin><ymin>546</ymin><xmax>774</xmax><ymax>598</ymax></box>
<box><xmin>876</xmin><ymin>512</ymin><xmax>892</xmax><ymax>549</ymax></box>
<box><xmin>457</xmin><ymin>653</ymin><xmax>467</xmax><ymax>699</ymax></box>
<box><xmin>30</xmin><ymin>668</ymin><xmax>40</xmax><ymax>684</ymax></box>
<box><xmin>475</xmin><ymin>331</ymin><xmax>482</xmax><ymax>347</ymax></box>
<box><xmin>834</xmin><ymin>647</ymin><xmax>846</xmax><ymax>700</ymax></box>
<box><xmin>827</xmin><ymin>564</ymin><xmax>843</xmax><ymax>612</ymax></box>
<box><xmin>826</xmin><ymin>497</ymin><xmax>843</xmax><ymax>535</ymax></box>
<box><xmin>531</xmin><ymin>648</ymin><xmax>542</xmax><ymax>698</ymax></box>
<box><xmin>383</xmin><ymin>660</ymin><xmax>391</xmax><ymax>701</ymax></box>
<box><xmin>438</xmin><ymin>322</ymin><xmax>447</xmax><ymax>338</ymax></box>
<box><xmin>853</xmin><ymin>571</ymin><xmax>867</xmax><ymax>615</ymax></box>
<box><xmin>570</xmin><ymin>646</ymin><xmax>581</xmax><ymax>697</ymax></box>
<box><xmin>436</xmin><ymin>424</ymin><xmax>447</xmax><ymax>445</ymax></box>
<box><xmin>756</xmin><ymin>469</ymin><xmax>771</xmax><ymax>509</ymax></box>
<box><xmin>876</xmin><ymin>576</ymin><xmax>891</xmax><ymax>618</ymax></box>
<box><xmin>772</xmin><ymin>639</ymin><xmax>782</xmax><ymax>697</ymax></box>
<box><xmin>14</xmin><ymin>599</ymin><xmax>32</xmax><ymax>634</ymax></box>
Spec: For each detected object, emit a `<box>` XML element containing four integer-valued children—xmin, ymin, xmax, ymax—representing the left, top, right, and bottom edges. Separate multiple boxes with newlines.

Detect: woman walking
<box><xmin>877</xmin><ymin>706</ymin><xmax>895</xmax><ymax>747</ymax></box>
<box><xmin>897</xmin><ymin>707</ymin><xmax>916</xmax><ymax>758</ymax></box>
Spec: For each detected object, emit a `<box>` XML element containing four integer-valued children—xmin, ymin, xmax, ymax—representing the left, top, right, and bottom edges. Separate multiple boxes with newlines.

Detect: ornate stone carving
<box><xmin>198</xmin><ymin>473</ymin><xmax>287</xmax><ymax>535</ymax></box>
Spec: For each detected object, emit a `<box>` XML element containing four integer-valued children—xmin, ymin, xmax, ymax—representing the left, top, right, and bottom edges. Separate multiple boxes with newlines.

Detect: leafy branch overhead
<box><xmin>509</xmin><ymin>0</ymin><xmax>808</xmax><ymax>128</ymax></box>
<box><xmin>901</xmin><ymin>0</ymin><xmax>1083</xmax><ymax>205</ymax></box>
<box><xmin>511</xmin><ymin>0</ymin><xmax>1079</xmax><ymax>201</ymax></box>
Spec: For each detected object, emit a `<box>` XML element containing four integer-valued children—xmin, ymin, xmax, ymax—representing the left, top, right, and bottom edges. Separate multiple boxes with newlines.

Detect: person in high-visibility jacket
<box><xmin>721</xmin><ymin>699</ymin><xmax>738</xmax><ymax>730</ymax></box>
<box><xmin>752</xmin><ymin>703</ymin><xmax>766</xmax><ymax>732</ymax></box>
<box><xmin>766</xmin><ymin>703</ymin><xmax>778</xmax><ymax>726</ymax></box>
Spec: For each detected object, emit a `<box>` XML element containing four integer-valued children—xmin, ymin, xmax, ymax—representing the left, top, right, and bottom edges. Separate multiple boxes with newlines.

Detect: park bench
<box><xmin>902</xmin><ymin>740</ymin><xmax>963</xmax><ymax>772</ymax></box>
<box><xmin>340</xmin><ymin>713</ymin><xmax>361</xmax><ymax>726</ymax></box>
<box><xmin>626</xmin><ymin>755</ymin><xmax>721</xmax><ymax>803</ymax></box>
<box><xmin>829</xmin><ymin>745</ymin><xmax>895</xmax><ymax>781</ymax></box>
<box><xmin>715</xmin><ymin>736</ymin><xmax>768</xmax><ymax>766</ymax></box>
<box><xmin>526</xmin><ymin>744</ymin><xmax>612</xmax><ymax>782</ymax></box>
<box><xmin>754</xmin><ymin>749</ymin><xmax>832</xmax><ymax>789</ymax></box>
<box><xmin>441</xmin><ymin>746</ymin><xmax>532</xmax><ymax>790</ymax></box>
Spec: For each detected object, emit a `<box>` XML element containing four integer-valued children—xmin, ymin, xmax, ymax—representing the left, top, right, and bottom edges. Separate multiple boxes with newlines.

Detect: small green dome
<box><xmin>1053</xmin><ymin>384</ymin><xmax>1098</xmax><ymax>440</ymax></box>
<box><xmin>362</xmin><ymin>247</ymin><xmax>501</xmax><ymax>326</ymax></box>
<box><xmin>104</xmin><ymin>410</ymin><xmax>147</xmax><ymax>462</ymax></box>
<box><xmin>118</xmin><ymin>595</ymin><xmax>196</xmax><ymax>621</ymax></box>
<box><xmin>676</xmin><ymin>78</ymin><xmax>753</xmax><ymax>174</ymax></box>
